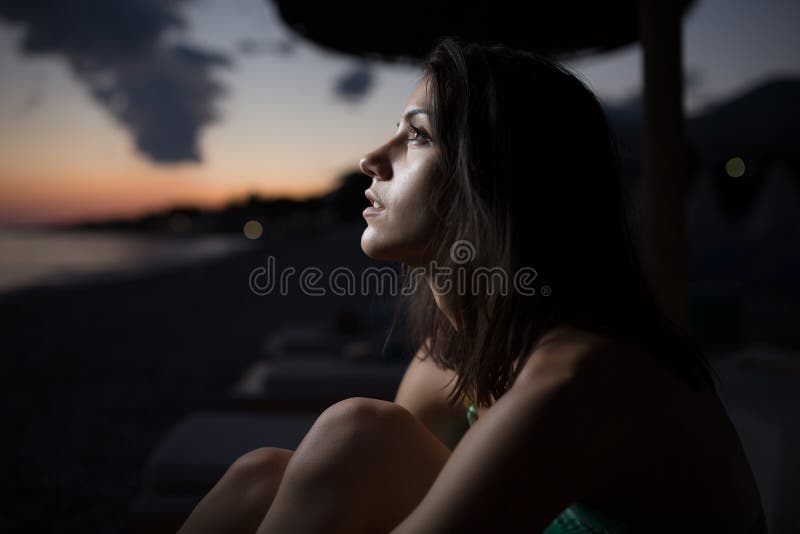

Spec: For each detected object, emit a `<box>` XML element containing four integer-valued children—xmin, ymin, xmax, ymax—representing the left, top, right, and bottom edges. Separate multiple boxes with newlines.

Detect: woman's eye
<box><xmin>407</xmin><ymin>126</ymin><xmax>429</xmax><ymax>144</ymax></box>
<box><xmin>394</xmin><ymin>121</ymin><xmax>430</xmax><ymax>145</ymax></box>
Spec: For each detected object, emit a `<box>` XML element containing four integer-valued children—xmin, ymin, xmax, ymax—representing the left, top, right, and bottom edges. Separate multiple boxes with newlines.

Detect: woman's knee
<box><xmin>319</xmin><ymin>397</ymin><xmax>411</xmax><ymax>433</ymax></box>
<box><xmin>308</xmin><ymin>397</ymin><xmax>415</xmax><ymax>456</ymax></box>
<box><xmin>292</xmin><ymin>397</ymin><xmax>449</xmax><ymax>487</ymax></box>
<box><xmin>218</xmin><ymin>446</ymin><xmax>294</xmax><ymax>511</ymax></box>
<box><xmin>178</xmin><ymin>448</ymin><xmax>294</xmax><ymax>534</ymax></box>
<box><xmin>226</xmin><ymin>447</ymin><xmax>294</xmax><ymax>489</ymax></box>
<box><xmin>275</xmin><ymin>397</ymin><xmax>449</xmax><ymax>532</ymax></box>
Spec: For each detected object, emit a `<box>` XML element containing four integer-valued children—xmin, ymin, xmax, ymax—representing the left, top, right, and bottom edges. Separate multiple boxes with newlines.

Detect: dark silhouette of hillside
<box><xmin>606</xmin><ymin>77</ymin><xmax>800</xmax><ymax>222</ymax></box>
<box><xmin>67</xmin><ymin>171</ymin><xmax>371</xmax><ymax>236</ymax></box>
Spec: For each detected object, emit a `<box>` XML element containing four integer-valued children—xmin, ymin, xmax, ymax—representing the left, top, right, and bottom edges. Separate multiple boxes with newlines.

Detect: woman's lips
<box><xmin>364</xmin><ymin>189</ymin><xmax>386</xmax><ymax>218</ymax></box>
<box><xmin>363</xmin><ymin>204</ymin><xmax>385</xmax><ymax>217</ymax></box>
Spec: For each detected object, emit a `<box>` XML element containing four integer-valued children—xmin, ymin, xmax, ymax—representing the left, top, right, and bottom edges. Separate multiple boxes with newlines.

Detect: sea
<box><xmin>0</xmin><ymin>226</ymin><xmax>252</xmax><ymax>294</ymax></box>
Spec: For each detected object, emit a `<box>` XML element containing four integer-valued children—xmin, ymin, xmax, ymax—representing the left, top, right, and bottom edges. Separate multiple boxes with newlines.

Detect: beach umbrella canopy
<box><xmin>272</xmin><ymin>0</ymin><xmax>695</xmax><ymax>60</ymax></box>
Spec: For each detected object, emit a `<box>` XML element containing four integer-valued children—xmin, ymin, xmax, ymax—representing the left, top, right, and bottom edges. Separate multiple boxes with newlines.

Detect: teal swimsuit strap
<box><xmin>465</xmin><ymin>402</ymin><xmax>479</xmax><ymax>427</ymax></box>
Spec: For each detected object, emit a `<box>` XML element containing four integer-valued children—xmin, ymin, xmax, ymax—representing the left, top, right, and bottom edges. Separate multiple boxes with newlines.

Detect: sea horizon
<box><xmin>0</xmin><ymin>226</ymin><xmax>253</xmax><ymax>294</ymax></box>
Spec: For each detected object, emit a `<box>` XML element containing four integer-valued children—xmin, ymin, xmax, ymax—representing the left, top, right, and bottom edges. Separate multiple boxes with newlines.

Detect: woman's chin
<box><xmin>360</xmin><ymin>229</ymin><xmax>428</xmax><ymax>265</ymax></box>
<box><xmin>360</xmin><ymin>232</ymin><xmax>388</xmax><ymax>260</ymax></box>
<box><xmin>360</xmin><ymin>232</ymin><xmax>403</xmax><ymax>262</ymax></box>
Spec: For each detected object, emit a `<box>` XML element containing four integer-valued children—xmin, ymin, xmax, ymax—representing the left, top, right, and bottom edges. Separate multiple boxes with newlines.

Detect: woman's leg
<box><xmin>177</xmin><ymin>447</ymin><xmax>294</xmax><ymax>534</ymax></box>
<box><xmin>256</xmin><ymin>397</ymin><xmax>452</xmax><ymax>534</ymax></box>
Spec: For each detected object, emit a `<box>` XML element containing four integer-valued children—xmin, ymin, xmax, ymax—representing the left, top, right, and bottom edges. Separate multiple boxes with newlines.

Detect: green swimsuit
<box><xmin>463</xmin><ymin>402</ymin><xmax>768</xmax><ymax>533</ymax></box>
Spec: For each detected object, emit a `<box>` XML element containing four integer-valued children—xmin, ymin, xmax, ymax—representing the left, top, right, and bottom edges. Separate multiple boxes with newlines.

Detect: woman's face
<box><xmin>359</xmin><ymin>76</ymin><xmax>441</xmax><ymax>266</ymax></box>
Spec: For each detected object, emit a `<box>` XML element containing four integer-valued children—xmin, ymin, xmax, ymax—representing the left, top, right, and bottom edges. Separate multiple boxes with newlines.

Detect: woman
<box><xmin>178</xmin><ymin>38</ymin><xmax>766</xmax><ymax>533</ymax></box>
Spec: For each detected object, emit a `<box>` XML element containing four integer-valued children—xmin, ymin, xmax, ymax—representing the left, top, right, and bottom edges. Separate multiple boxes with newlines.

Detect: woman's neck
<box><xmin>428</xmin><ymin>279</ymin><xmax>458</xmax><ymax>331</ymax></box>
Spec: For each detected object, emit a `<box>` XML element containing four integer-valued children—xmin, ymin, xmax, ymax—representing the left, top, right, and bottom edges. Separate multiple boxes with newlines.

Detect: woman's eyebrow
<box><xmin>402</xmin><ymin>107</ymin><xmax>429</xmax><ymax>122</ymax></box>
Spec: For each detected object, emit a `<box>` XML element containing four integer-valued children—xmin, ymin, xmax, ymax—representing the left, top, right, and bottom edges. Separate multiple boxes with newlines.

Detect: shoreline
<box><xmin>0</xmin><ymin>229</ymin><xmax>255</xmax><ymax>296</ymax></box>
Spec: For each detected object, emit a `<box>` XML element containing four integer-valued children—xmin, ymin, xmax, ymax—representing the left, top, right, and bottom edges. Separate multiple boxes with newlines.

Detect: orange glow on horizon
<box><xmin>0</xmin><ymin>168</ymin><xmax>340</xmax><ymax>226</ymax></box>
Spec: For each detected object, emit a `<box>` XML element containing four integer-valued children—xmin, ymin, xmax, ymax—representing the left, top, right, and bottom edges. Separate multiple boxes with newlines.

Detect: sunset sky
<box><xmin>0</xmin><ymin>0</ymin><xmax>798</xmax><ymax>226</ymax></box>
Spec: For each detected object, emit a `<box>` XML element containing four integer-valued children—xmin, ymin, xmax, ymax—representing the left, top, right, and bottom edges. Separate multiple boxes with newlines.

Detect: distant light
<box><xmin>725</xmin><ymin>157</ymin><xmax>746</xmax><ymax>178</ymax></box>
<box><xmin>168</xmin><ymin>213</ymin><xmax>191</xmax><ymax>233</ymax></box>
<box><xmin>243</xmin><ymin>220</ymin><xmax>263</xmax><ymax>240</ymax></box>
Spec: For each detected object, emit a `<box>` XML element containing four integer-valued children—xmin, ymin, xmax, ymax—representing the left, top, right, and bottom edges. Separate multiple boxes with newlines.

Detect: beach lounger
<box><xmin>231</xmin><ymin>357</ymin><xmax>409</xmax><ymax>411</ymax></box>
<box><xmin>712</xmin><ymin>346</ymin><xmax>800</xmax><ymax>533</ymax></box>
<box><xmin>232</xmin><ymin>321</ymin><xmax>411</xmax><ymax>411</ymax></box>
<box><xmin>129</xmin><ymin>410</ymin><xmax>320</xmax><ymax>534</ymax></box>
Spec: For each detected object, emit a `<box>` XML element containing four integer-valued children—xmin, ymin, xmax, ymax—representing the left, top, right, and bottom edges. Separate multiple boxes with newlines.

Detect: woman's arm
<box><xmin>390</xmin><ymin>343</ymin><xmax>640</xmax><ymax>534</ymax></box>
<box><xmin>394</xmin><ymin>343</ymin><xmax>471</xmax><ymax>451</ymax></box>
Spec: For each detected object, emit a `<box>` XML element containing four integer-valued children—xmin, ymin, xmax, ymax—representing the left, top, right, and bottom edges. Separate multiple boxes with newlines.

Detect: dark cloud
<box><xmin>78</xmin><ymin>44</ymin><xmax>230</xmax><ymax>163</ymax></box>
<box><xmin>334</xmin><ymin>62</ymin><xmax>374</xmax><ymax>102</ymax></box>
<box><xmin>0</xmin><ymin>0</ymin><xmax>231</xmax><ymax>163</ymax></box>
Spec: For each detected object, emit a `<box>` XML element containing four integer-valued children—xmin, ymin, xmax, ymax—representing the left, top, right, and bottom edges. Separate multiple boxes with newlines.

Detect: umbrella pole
<box><xmin>639</xmin><ymin>0</ymin><xmax>689</xmax><ymax>329</ymax></box>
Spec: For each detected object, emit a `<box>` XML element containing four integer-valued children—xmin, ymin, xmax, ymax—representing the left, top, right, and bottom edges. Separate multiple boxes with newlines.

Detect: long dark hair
<box><xmin>398</xmin><ymin>37</ymin><xmax>716</xmax><ymax>408</ymax></box>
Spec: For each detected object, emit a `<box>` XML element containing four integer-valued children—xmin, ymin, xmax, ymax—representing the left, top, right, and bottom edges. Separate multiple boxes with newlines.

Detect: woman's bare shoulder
<box><xmin>471</xmin><ymin>326</ymin><xmax>628</xmax><ymax>417</ymax></box>
<box><xmin>514</xmin><ymin>325</ymin><xmax>633</xmax><ymax>387</ymax></box>
<box><xmin>507</xmin><ymin>324</ymin><xmax>671</xmax><ymax>428</ymax></box>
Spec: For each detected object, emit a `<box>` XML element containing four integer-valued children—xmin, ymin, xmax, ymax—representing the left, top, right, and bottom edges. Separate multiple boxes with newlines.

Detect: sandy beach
<box><xmin>0</xmin><ymin>224</ymin><xmax>398</xmax><ymax>533</ymax></box>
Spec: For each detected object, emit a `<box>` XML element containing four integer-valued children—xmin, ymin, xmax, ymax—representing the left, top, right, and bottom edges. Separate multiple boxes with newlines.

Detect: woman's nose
<box><xmin>359</xmin><ymin>147</ymin><xmax>392</xmax><ymax>181</ymax></box>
